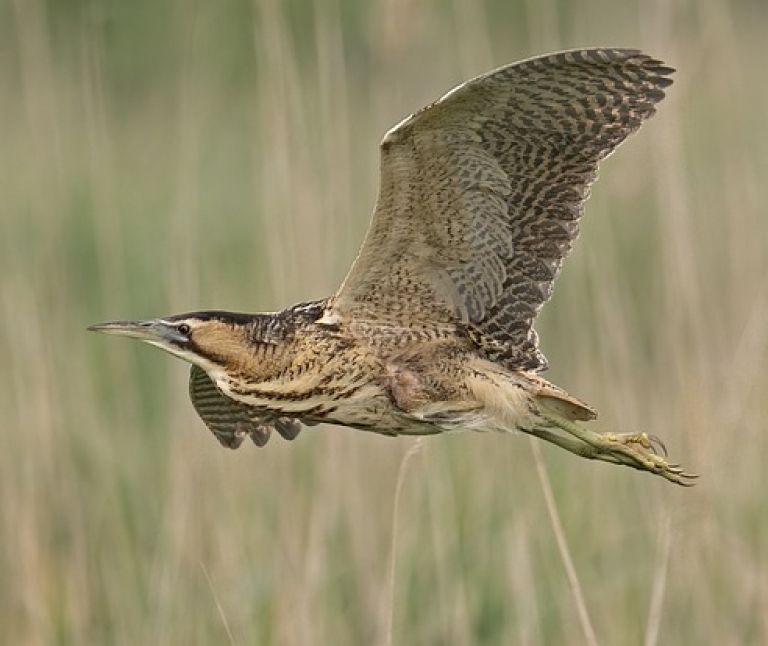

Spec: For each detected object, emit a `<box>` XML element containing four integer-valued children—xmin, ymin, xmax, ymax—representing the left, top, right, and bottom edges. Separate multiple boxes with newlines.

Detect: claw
<box><xmin>647</xmin><ymin>434</ymin><xmax>668</xmax><ymax>456</ymax></box>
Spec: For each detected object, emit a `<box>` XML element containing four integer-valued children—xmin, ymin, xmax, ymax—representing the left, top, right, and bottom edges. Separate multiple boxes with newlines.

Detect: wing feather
<box><xmin>189</xmin><ymin>365</ymin><xmax>302</xmax><ymax>448</ymax></box>
<box><xmin>332</xmin><ymin>48</ymin><xmax>673</xmax><ymax>370</ymax></box>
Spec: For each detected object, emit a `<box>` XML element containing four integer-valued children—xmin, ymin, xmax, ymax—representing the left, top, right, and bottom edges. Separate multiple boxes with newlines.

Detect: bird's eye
<box><xmin>178</xmin><ymin>323</ymin><xmax>191</xmax><ymax>336</ymax></box>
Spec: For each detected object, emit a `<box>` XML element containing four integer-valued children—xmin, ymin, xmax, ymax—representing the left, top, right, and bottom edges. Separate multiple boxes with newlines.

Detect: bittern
<box><xmin>90</xmin><ymin>49</ymin><xmax>695</xmax><ymax>485</ymax></box>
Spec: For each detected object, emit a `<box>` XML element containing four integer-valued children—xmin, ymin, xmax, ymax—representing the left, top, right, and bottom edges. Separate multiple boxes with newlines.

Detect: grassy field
<box><xmin>2</xmin><ymin>0</ymin><xmax>767</xmax><ymax>643</ymax></box>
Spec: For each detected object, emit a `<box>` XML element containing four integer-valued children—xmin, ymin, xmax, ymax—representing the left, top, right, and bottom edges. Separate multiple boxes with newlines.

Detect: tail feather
<box><xmin>535</xmin><ymin>383</ymin><xmax>597</xmax><ymax>422</ymax></box>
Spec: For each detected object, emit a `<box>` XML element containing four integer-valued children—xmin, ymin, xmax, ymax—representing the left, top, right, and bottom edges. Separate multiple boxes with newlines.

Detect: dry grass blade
<box><xmin>531</xmin><ymin>438</ymin><xmax>599</xmax><ymax>646</ymax></box>
<box><xmin>199</xmin><ymin>561</ymin><xmax>237</xmax><ymax>646</ymax></box>
<box><xmin>643</xmin><ymin>511</ymin><xmax>672</xmax><ymax>646</ymax></box>
<box><xmin>383</xmin><ymin>438</ymin><xmax>425</xmax><ymax>646</ymax></box>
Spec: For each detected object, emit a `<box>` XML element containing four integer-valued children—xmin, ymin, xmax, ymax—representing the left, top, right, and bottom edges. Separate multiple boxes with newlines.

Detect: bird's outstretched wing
<box><xmin>188</xmin><ymin>366</ymin><xmax>301</xmax><ymax>448</ymax></box>
<box><xmin>331</xmin><ymin>49</ymin><xmax>672</xmax><ymax>370</ymax></box>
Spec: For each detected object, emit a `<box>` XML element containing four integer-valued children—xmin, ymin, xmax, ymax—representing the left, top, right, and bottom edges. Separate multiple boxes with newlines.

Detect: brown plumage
<box><xmin>89</xmin><ymin>49</ymin><xmax>695</xmax><ymax>485</ymax></box>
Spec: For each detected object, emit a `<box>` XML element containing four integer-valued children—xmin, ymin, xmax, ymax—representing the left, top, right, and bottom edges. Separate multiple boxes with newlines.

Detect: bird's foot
<box><xmin>597</xmin><ymin>435</ymin><xmax>697</xmax><ymax>486</ymax></box>
<box><xmin>601</xmin><ymin>431</ymin><xmax>668</xmax><ymax>456</ymax></box>
<box><xmin>536</xmin><ymin>413</ymin><xmax>698</xmax><ymax>486</ymax></box>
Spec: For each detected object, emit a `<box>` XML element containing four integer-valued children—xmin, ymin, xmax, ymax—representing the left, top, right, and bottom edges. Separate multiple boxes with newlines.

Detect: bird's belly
<box><xmin>315</xmin><ymin>383</ymin><xmax>408</xmax><ymax>431</ymax></box>
<box><xmin>214</xmin><ymin>369</ymin><xmax>394</xmax><ymax>425</ymax></box>
<box><xmin>216</xmin><ymin>370</ymin><xmax>445</xmax><ymax>436</ymax></box>
<box><xmin>213</xmin><ymin>354</ymin><xmax>538</xmax><ymax>438</ymax></box>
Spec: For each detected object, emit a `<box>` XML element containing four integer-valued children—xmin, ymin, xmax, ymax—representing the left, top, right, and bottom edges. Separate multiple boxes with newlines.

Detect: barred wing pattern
<box><xmin>189</xmin><ymin>366</ymin><xmax>301</xmax><ymax>448</ymax></box>
<box><xmin>333</xmin><ymin>49</ymin><xmax>672</xmax><ymax>370</ymax></box>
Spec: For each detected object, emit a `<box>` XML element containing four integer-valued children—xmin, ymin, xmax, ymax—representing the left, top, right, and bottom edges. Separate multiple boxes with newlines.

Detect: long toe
<box><xmin>605</xmin><ymin>442</ymin><xmax>698</xmax><ymax>486</ymax></box>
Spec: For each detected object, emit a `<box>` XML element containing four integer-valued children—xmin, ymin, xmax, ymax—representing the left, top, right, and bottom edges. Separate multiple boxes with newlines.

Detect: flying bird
<box><xmin>89</xmin><ymin>48</ymin><xmax>695</xmax><ymax>485</ymax></box>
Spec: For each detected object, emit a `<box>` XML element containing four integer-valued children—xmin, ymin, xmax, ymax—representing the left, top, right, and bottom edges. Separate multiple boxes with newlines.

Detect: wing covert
<box><xmin>332</xmin><ymin>48</ymin><xmax>673</xmax><ymax>370</ymax></box>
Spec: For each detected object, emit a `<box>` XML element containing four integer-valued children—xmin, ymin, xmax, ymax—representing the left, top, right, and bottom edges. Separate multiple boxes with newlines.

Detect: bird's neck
<box><xmin>203</xmin><ymin>299</ymin><xmax>329</xmax><ymax>381</ymax></box>
<box><xmin>208</xmin><ymin>299</ymin><xmax>340</xmax><ymax>416</ymax></box>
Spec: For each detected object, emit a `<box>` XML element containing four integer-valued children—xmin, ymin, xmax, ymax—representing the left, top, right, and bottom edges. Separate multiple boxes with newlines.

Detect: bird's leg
<box><xmin>528</xmin><ymin>426</ymin><xmax>621</xmax><ymax>463</ymax></box>
<box><xmin>534</xmin><ymin>411</ymin><xmax>697</xmax><ymax>486</ymax></box>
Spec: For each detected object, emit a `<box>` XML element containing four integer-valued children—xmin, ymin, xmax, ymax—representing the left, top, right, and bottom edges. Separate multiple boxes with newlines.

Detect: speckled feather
<box><xmin>333</xmin><ymin>48</ymin><xmax>673</xmax><ymax>371</ymax></box>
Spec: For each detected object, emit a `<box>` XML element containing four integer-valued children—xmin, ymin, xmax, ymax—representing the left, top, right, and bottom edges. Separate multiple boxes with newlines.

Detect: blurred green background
<box><xmin>2</xmin><ymin>0</ymin><xmax>767</xmax><ymax>644</ymax></box>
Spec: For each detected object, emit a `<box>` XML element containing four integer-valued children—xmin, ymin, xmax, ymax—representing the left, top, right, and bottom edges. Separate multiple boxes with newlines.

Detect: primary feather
<box><xmin>333</xmin><ymin>48</ymin><xmax>673</xmax><ymax>371</ymax></box>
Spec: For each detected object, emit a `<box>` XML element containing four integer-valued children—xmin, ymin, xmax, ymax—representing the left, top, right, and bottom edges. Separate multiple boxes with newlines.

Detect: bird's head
<box><xmin>87</xmin><ymin>311</ymin><xmax>261</xmax><ymax>375</ymax></box>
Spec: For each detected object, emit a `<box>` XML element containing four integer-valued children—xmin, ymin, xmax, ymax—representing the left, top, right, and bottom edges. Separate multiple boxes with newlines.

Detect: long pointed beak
<box><xmin>87</xmin><ymin>319</ymin><xmax>182</xmax><ymax>343</ymax></box>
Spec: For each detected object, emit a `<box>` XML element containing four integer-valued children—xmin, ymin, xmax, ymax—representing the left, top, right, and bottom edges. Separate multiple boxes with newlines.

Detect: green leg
<box><xmin>534</xmin><ymin>412</ymin><xmax>697</xmax><ymax>486</ymax></box>
<box><xmin>527</xmin><ymin>426</ymin><xmax>617</xmax><ymax>463</ymax></box>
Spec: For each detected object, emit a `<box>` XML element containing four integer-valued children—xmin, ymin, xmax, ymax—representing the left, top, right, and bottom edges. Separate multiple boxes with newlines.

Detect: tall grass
<box><xmin>1</xmin><ymin>0</ymin><xmax>767</xmax><ymax>643</ymax></box>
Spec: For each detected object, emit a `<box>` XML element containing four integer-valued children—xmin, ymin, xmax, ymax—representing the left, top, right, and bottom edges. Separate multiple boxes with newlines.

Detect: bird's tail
<box><xmin>464</xmin><ymin>360</ymin><xmax>595</xmax><ymax>431</ymax></box>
